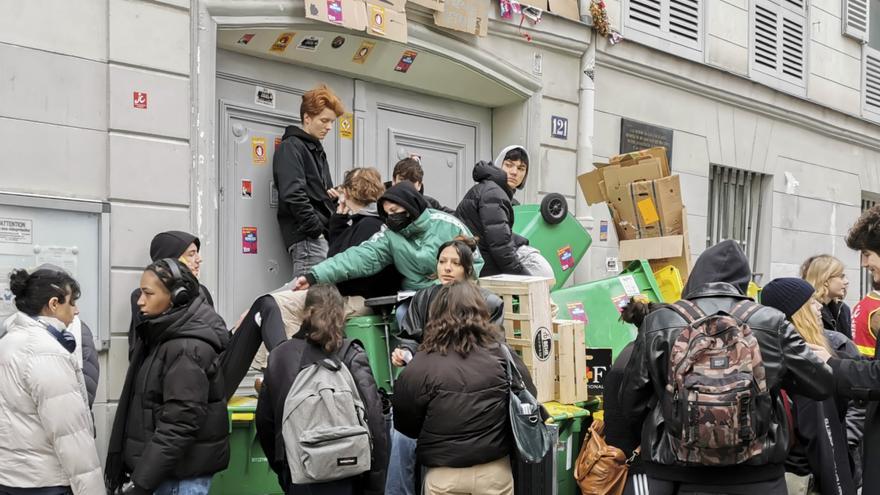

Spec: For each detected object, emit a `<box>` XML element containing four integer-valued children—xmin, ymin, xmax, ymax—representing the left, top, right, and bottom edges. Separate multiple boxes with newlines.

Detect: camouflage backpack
<box><xmin>663</xmin><ymin>299</ymin><xmax>771</xmax><ymax>466</ymax></box>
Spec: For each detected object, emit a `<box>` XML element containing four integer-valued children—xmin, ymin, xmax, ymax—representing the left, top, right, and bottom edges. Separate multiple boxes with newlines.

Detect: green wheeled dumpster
<box><xmin>344</xmin><ymin>313</ymin><xmax>401</xmax><ymax>394</ymax></box>
<box><xmin>209</xmin><ymin>396</ymin><xmax>283</xmax><ymax>495</ymax></box>
<box><xmin>513</xmin><ymin>193</ymin><xmax>592</xmax><ymax>291</ymax></box>
<box><xmin>551</xmin><ymin>260</ymin><xmax>663</xmax><ymax>359</ymax></box>
<box><xmin>545</xmin><ymin>401</ymin><xmax>593</xmax><ymax>495</ymax></box>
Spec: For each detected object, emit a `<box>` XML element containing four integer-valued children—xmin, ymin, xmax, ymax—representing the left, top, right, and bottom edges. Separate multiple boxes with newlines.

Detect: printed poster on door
<box><xmin>252</xmin><ymin>138</ymin><xmax>267</xmax><ymax>165</ymax></box>
<box><xmin>242</xmin><ymin>227</ymin><xmax>258</xmax><ymax>254</ymax></box>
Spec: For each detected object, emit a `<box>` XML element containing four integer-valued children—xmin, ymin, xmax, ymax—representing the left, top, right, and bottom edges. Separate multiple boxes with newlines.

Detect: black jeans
<box><xmin>220</xmin><ymin>294</ymin><xmax>289</xmax><ymax>399</ymax></box>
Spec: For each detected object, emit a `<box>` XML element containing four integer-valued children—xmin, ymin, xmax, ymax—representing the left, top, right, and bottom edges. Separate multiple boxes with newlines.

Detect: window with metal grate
<box><xmin>624</xmin><ymin>0</ymin><xmax>703</xmax><ymax>61</ymax></box>
<box><xmin>707</xmin><ymin>165</ymin><xmax>769</xmax><ymax>275</ymax></box>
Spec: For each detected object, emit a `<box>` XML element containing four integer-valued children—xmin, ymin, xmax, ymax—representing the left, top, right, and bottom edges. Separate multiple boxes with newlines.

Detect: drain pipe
<box><xmin>574</xmin><ymin>26</ymin><xmax>597</xmax><ymax>284</ymax></box>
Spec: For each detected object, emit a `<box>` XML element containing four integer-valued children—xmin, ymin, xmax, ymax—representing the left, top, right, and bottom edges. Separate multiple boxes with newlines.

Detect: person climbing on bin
<box><xmin>456</xmin><ymin>145</ymin><xmax>552</xmax><ymax>278</ymax></box>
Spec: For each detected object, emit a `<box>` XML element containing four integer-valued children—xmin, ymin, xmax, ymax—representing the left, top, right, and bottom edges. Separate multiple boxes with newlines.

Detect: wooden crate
<box><xmin>553</xmin><ymin>320</ymin><xmax>588</xmax><ymax>404</ymax></box>
<box><xmin>479</xmin><ymin>274</ymin><xmax>556</xmax><ymax>403</ymax></box>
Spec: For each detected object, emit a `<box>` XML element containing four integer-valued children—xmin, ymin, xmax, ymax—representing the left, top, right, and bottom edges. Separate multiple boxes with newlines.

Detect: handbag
<box><xmin>573</xmin><ymin>419</ymin><xmax>636</xmax><ymax>495</ymax></box>
<box><xmin>500</xmin><ymin>344</ymin><xmax>551</xmax><ymax>464</ymax></box>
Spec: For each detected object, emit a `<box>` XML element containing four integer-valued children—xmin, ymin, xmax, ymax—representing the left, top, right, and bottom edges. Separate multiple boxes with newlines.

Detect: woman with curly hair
<box><xmin>391</xmin><ymin>282</ymin><xmax>536</xmax><ymax>495</ymax></box>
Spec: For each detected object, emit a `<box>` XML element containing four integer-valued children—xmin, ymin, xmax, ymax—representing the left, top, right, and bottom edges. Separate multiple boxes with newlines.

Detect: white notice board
<box><xmin>0</xmin><ymin>194</ymin><xmax>110</xmax><ymax>349</ymax></box>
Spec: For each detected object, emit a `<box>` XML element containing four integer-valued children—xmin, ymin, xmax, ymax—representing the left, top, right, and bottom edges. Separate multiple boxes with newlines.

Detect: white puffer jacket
<box><xmin>0</xmin><ymin>312</ymin><xmax>104</xmax><ymax>494</ymax></box>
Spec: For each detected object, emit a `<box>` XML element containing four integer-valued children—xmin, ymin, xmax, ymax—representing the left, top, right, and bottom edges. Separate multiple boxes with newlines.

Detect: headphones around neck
<box><xmin>160</xmin><ymin>258</ymin><xmax>192</xmax><ymax>308</ymax></box>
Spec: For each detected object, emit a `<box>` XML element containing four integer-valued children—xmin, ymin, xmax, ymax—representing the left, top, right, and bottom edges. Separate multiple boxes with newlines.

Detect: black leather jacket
<box><xmin>619</xmin><ymin>282</ymin><xmax>834</xmax><ymax>485</ymax></box>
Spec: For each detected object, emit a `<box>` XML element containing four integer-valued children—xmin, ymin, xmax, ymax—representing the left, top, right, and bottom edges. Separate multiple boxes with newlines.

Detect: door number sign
<box><xmin>551</xmin><ymin>115</ymin><xmax>568</xmax><ymax>140</ymax></box>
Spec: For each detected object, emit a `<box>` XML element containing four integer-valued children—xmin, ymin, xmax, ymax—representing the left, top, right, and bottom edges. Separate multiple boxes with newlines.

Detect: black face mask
<box><xmin>385</xmin><ymin>212</ymin><xmax>412</xmax><ymax>232</ymax></box>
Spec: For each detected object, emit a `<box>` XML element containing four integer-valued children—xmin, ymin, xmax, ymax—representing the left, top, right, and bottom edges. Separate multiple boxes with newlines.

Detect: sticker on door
<box><xmin>241</xmin><ymin>180</ymin><xmax>253</xmax><ymax>199</ymax></box>
<box><xmin>242</xmin><ymin>227</ymin><xmax>258</xmax><ymax>254</ymax></box>
<box><xmin>252</xmin><ymin>138</ymin><xmax>267</xmax><ymax>165</ymax></box>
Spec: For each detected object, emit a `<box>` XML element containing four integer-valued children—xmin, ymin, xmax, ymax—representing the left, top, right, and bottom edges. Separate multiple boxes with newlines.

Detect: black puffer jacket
<box><xmin>274</xmin><ymin>126</ymin><xmax>335</xmax><ymax>247</ymax></box>
<box><xmin>255</xmin><ymin>331</ymin><xmax>388</xmax><ymax>495</ymax></box>
<box><xmin>455</xmin><ymin>162</ymin><xmax>528</xmax><ymax>277</ymax></box>
<box><xmin>117</xmin><ymin>295</ymin><xmax>230</xmax><ymax>491</ymax></box>
<box><xmin>80</xmin><ymin>320</ymin><xmax>99</xmax><ymax>408</ymax></box>
<box><xmin>392</xmin><ymin>342</ymin><xmax>535</xmax><ymax>468</ymax></box>
<box><xmin>327</xmin><ymin>203</ymin><xmax>402</xmax><ymax>298</ymax></box>
<box><xmin>822</xmin><ymin>300</ymin><xmax>853</xmax><ymax>339</ymax></box>
<box><xmin>619</xmin><ymin>240</ymin><xmax>834</xmax><ymax>485</ymax></box>
<box><xmin>785</xmin><ymin>331</ymin><xmax>862</xmax><ymax>495</ymax></box>
<box><xmin>396</xmin><ymin>283</ymin><xmax>504</xmax><ymax>355</ymax></box>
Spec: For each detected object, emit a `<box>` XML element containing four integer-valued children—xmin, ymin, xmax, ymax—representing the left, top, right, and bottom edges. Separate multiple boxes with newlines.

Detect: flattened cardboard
<box><xmin>433</xmin><ymin>0</ymin><xmax>479</xmax><ymax>34</ymax></box>
<box><xmin>548</xmin><ymin>0</ymin><xmax>579</xmax><ymax>21</ymax></box>
<box><xmin>305</xmin><ymin>0</ymin><xmax>367</xmax><ymax>30</ymax></box>
<box><xmin>408</xmin><ymin>0</ymin><xmax>445</xmax><ymax>10</ymax></box>
<box><xmin>630</xmin><ymin>181</ymin><xmax>661</xmax><ymax>238</ymax></box>
<box><xmin>366</xmin><ymin>2</ymin><xmax>408</xmax><ymax>42</ymax></box>
<box><xmin>523</xmin><ymin>0</ymin><xmax>548</xmax><ymax>11</ymax></box>
<box><xmin>610</xmin><ymin>146</ymin><xmax>670</xmax><ymax>176</ymax></box>
<box><xmin>578</xmin><ymin>160</ymin><xmax>664</xmax><ymax>206</ymax></box>
<box><xmin>654</xmin><ymin>175</ymin><xmax>684</xmax><ymax>236</ymax></box>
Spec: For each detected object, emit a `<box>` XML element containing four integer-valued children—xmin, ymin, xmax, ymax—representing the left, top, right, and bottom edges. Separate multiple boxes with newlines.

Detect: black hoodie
<box><xmin>455</xmin><ymin>161</ymin><xmax>528</xmax><ymax>276</ymax></box>
<box><xmin>682</xmin><ymin>239</ymin><xmax>752</xmax><ymax>298</ymax></box>
<box><xmin>107</xmin><ymin>294</ymin><xmax>230</xmax><ymax>493</ymax></box>
<box><xmin>273</xmin><ymin>126</ymin><xmax>336</xmax><ymax>247</ymax></box>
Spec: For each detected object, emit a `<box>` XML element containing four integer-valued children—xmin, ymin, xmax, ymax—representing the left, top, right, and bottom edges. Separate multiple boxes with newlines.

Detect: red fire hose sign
<box><xmin>133</xmin><ymin>92</ymin><xmax>148</xmax><ymax>109</ymax></box>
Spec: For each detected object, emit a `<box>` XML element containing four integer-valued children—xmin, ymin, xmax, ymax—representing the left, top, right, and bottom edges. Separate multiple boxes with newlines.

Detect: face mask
<box><xmin>385</xmin><ymin>212</ymin><xmax>412</xmax><ymax>232</ymax></box>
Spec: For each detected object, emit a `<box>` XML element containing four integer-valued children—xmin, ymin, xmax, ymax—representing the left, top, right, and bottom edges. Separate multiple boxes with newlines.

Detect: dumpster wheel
<box><xmin>540</xmin><ymin>193</ymin><xmax>567</xmax><ymax>224</ymax></box>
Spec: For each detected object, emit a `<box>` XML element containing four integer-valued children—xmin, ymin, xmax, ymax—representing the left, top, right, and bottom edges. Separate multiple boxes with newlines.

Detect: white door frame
<box><xmin>193</xmin><ymin>0</ymin><xmax>544</xmax><ymax>298</ymax></box>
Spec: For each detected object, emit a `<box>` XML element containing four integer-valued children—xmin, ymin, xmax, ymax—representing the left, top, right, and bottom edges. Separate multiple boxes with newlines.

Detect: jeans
<box><xmin>153</xmin><ymin>476</ymin><xmax>212</xmax><ymax>495</ymax></box>
<box><xmin>289</xmin><ymin>237</ymin><xmax>328</xmax><ymax>278</ymax></box>
<box><xmin>386</xmin><ymin>426</ymin><xmax>419</xmax><ymax>495</ymax></box>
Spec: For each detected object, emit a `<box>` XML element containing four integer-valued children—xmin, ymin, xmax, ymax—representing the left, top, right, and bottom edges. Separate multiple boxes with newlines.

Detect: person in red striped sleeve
<box><xmin>852</xmin><ymin>280</ymin><xmax>880</xmax><ymax>358</ymax></box>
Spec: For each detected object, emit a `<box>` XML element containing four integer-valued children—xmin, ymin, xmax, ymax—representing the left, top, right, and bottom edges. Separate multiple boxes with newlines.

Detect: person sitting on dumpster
<box><xmin>292</xmin><ymin>181</ymin><xmax>482</xmax><ymax>293</ymax></box>
<box><xmin>222</xmin><ymin>167</ymin><xmax>402</xmax><ymax>397</ymax></box>
<box><xmin>455</xmin><ymin>145</ymin><xmax>553</xmax><ymax>278</ymax></box>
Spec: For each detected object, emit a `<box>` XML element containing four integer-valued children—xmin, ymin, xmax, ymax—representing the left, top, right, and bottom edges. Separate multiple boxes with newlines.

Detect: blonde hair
<box><xmin>790</xmin><ymin>298</ymin><xmax>832</xmax><ymax>354</ymax></box>
<box><xmin>801</xmin><ymin>255</ymin><xmax>845</xmax><ymax>302</ymax></box>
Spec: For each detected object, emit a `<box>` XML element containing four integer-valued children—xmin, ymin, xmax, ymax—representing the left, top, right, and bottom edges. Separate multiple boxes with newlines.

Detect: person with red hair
<box><xmin>273</xmin><ymin>84</ymin><xmax>346</xmax><ymax>278</ymax></box>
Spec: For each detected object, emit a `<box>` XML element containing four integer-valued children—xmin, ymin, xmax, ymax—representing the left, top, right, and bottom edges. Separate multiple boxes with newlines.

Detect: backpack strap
<box><xmin>669</xmin><ymin>300</ymin><xmax>707</xmax><ymax>324</ymax></box>
<box><xmin>730</xmin><ymin>300</ymin><xmax>761</xmax><ymax>323</ymax></box>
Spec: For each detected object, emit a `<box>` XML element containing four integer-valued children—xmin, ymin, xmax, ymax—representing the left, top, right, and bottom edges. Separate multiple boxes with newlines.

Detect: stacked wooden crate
<box><xmin>479</xmin><ymin>275</ymin><xmax>588</xmax><ymax>404</ymax></box>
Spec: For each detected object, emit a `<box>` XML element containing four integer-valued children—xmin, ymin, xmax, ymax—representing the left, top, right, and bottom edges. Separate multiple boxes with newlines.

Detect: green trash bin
<box><xmin>546</xmin><ymin>402</ymin><xmax>592</xmax><ymax>495</ymax></box>
<box><xmin>345</xmin><ymin>314</ymin><xmax>401</xmax><ymax>394</ymax></box>
<box><xmin>551</xmin><ymin>260</ymin><xmax>663</xmax><ymax>359</ymax></box>
<box><xmin>209</xmin><ymin>397</ymin><xmax>283</xmax><ymax>495</ymax></box>
<box><xmin>513</xmin><ymin>203</ymin><xmax>592</xmax><ymax>291</ymax></box>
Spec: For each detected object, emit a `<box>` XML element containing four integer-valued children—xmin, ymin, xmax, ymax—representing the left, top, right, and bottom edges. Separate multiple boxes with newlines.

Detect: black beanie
<box><xmin>149</xmin><ymin>231</ymin><xmax>200</xmax><ymax>261</ymax></box>
<box><xmin>760</xmin><ymin>277</ymin><xmax>816</xmax><ymax>319</ymax></box>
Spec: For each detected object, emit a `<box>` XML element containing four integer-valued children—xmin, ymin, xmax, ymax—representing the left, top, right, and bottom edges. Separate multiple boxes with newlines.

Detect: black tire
<box><xmin>540</xmin><ymin>193</ymin><xmax>567</xmax><ymax>224</ymax></box>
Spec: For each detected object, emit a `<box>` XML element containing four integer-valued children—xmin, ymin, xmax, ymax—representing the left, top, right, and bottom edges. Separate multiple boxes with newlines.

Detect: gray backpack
<box><xmin>282</xmin><ymin>342</ymin><xmax>372</xmax><ymax>484</ymax></box>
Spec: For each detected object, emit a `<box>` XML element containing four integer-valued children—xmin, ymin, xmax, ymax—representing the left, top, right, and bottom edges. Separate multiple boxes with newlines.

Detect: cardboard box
<box><xmin>409</xmin><ymin>0</ymin><xmax>445</xmax><ymax>10</ymax></box>
<box><xmin>578</xmin><ymin>160</ymin><xmax>666</xmax><ymax>206</ymax></box>
<box><xmin>654</xmin><ymin>175</ymin><xmax>683</xmax><ymax>236</ymax></box>
<box><xmin>629</xmin><ymin>175</ymin><xmax>683</xmax><ymax>238</ymax></box>
<box><xmin>433</xmin><ymin>0</ymin><xmax>490</xmax><ymax>36</ymax></box>
<box><xmin>610</xmin><ymin>146</ymin><xmax>670</xmax><ymax>176</ymax></box>
<box><xmin>549</xmin><ymin>0</ymin><xmax>579</xmax><ymax>21</ymax></box>
<box><xmin>618</xmin><ymin>209</ymin><xmax>692</xmax><ymax>282</ymax></box>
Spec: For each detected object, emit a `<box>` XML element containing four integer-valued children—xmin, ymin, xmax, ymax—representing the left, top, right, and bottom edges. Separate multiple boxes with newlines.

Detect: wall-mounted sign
<box><xmin>551</xmin><ymin>115</ymin><xmax>568</xmax><ymax>140</ymax></box>
<box><xmin>619</xmin><ymin>118</ymin><xmax>673</xmax><ymax>161</ymax></box>
<box><xmin>133</xmin><ymin>91</ymin><xmax>148</xmax><ymax>109</ymax></box>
